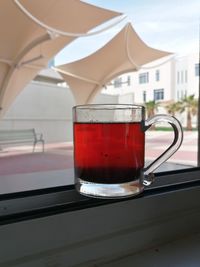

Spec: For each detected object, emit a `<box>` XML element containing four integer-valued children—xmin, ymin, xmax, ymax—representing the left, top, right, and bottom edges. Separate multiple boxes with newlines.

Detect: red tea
<box><xmin>74</xmin><ymin>122</ymin><xmax>145</xmax><ymax>184</ymax></box>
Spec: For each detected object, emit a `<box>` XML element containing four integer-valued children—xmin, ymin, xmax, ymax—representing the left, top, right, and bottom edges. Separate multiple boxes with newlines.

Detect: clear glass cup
<box><xmin>73</xmin><ymin>104</ymin><xmax>183</xmax><ymax>198</ymax></box>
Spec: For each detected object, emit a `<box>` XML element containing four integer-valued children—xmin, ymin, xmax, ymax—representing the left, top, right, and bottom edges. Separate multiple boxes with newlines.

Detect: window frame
<box><xmin>1</xmin><ymin>167</ymin><xmax>200</xmax><ymax>225</ymax></box>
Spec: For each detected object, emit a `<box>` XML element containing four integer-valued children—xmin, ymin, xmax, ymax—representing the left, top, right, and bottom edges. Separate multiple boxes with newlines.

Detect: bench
<box><xmin>0</xmin><ymin>129</ymin><xmax>45</xmax><ymax>152</ymax></box>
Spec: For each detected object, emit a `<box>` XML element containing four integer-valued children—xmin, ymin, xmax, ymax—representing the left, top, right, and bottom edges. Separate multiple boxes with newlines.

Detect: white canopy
<box><xmin>54</xmin><ymin>23</ymin><xmax>172</xmax><ymax>104</ymax></box>
<box><xmin>0</xmin><ymin>0</ymin><xmax>121</xmax><ymax>117</ymax></box>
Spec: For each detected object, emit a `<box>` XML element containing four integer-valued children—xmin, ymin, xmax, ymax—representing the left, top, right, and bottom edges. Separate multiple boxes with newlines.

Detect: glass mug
<box><xmin>73</xmin><ymin>104</ymin><xmax>183</xmax><ymax>198</ymax></box>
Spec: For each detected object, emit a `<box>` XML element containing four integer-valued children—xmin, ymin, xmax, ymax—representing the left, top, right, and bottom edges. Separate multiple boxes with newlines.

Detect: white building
<box><xmin>132</xmin><ymin>57</ymin><xmax>176</xmax><ymax>104</ymax></box>
<box><xmin>175</xmin><ymin>53</ymin><xmax>199</xmax><ymax>100</ymax></box>
<box><xmin>0</xmin><ymin>53</ymin><xmax>199</xmax><ymax>142</ymax></box>
<box><xmin>107</xmin><ymin>52</ymin><xmax>199</xmax><ymax>104</ymax></box>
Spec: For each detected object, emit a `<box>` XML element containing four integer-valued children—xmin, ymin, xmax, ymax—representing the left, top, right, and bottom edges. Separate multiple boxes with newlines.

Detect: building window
<box><xmin>177</xmin><ymin>90</ymin><xmax>180</xmax><ymax>100</ymax></box>
<box><xmin>139</xmin><ymin>72</ymin><xmax>149</xmax><ymax>84</ymax></box>
<box><xmin>177</xmin><ymin>71</ymin><xmax>180</xmax><ymax>84</ymax></box>
<box><xmin>127</xmin><ymin>75</ymin><xmax>131</xmax><ymax>86</ymax></box>
<box><xmin>154</xmin><ymin>88</ymin><xmax>164</xmax><ymax>101</ymax></box>
<box><xmin>185</xmin><ymin>70</ymin><xmax>188</xmax><ymax>83</ymax></box>
<box><xmin>177</xmin><ymin>70</ymin><xmax>188</xmax><ymax>84</ymax></box>
<box><xmin>195</xmin><ymin>63</ymin><xmax>200</xmax><ymax>76</ymax></box>
<box><xmin>155</xmin><ymin>70</ymin><xmax>160</xmax><ymax>81</ymax></box>
<box><xmin>143</xmin><ymin>91</ymin><xmax>146</xmax><ymax>102</ymax></box>
<box><xmin>181</xmin><ymin>71</ymin><xmax>184</xmax><ymax>83</ymax></box>
<box><xmin>114</xmin><ymin>78</ymin><xmax>122</xmax><ymax>88</ymax></box>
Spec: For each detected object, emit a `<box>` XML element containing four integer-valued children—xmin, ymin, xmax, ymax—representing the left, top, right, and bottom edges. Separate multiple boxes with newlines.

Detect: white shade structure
<box><xmin>54</xmin><ymin>23</ymin><xmax>172</xmax><ymax>104</ymax></box>
<box><xmin>0</xmin><ymin>0</ymin><xmax>121</xmax><ymax>117</ymax></box>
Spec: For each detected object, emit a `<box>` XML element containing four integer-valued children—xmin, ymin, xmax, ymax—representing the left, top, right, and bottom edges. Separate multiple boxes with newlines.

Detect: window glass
<box><xmin>154</xmin><ymin>89</ymin><xmax>164</xmax><ymax>101</ymax></box>
<box><xmin>143</xmin><ymin>91</ymin><xmax>146</xmax><ymax>102</ymax></box>
<box><xmin>155</xmin><ymin>70</ymin><xmax>160</xmax><ymax>81</ymax></box>
<box><xmin>185</xmin><ymin>70</ymin><xmax>188</xmax><ymax>83</ymax></box>
<box><xmin>139</xmin><ymin>72</ymin><xmax>149</xmax><ymax>84</ymax></box>
<box><xmin>114</xmin><ymin>78</ymin><xmax>122</xmax><ymax>88</ymax></box>
<box><xmin>0</xmin><ymin>1</ymin><xmax>199</xmax><ymax>196</ymax></box>
<box><xmin>195</xmin><ymin>63</ymin><xmax>200</xmax><ymax>76</ymax></box>
<box><xmin>181</xmin><ymin>71</ymin><xmax>184</xmax><ymax>83</ymax></box>
<box><xmin>127</xmin><ymin>75</ymin><xmax>131</xmax><ymax>86</ymax></box>
<box><xmin>177</xmin><ymin>71</ymin><xmax>180</xmax><ymax>84</ymax></box>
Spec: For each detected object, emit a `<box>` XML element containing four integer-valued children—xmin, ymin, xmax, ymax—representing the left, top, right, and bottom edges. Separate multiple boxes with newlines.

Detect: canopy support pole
<box><xmin>0</xmin><ymin>32</ymin><xmax>52</xmax><ymax>111</ymax></box>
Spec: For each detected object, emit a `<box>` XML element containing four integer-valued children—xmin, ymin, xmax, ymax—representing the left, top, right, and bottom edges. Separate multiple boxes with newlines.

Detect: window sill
<box><xmin>1</xmin><ymin>168</ymin><xmax>200</xmax><ymax>266</ymax></box>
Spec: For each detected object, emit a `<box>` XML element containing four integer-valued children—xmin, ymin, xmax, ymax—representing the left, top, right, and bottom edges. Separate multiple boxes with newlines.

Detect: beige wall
<box><xmin>0</xmin><ymin>81</ymin><xmax>75</xmax><ymax>142</ymax></box>
<box><xmin>0</xmin><ymin>81</ymin><xmax>118</xmax><ymax>142</ymax></box>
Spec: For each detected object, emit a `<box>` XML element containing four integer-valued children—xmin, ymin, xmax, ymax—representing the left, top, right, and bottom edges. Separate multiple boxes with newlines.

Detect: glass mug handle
<box><xmin>143</xmin><ymin>114</ymin><xmax>183</xmax><ymax>186</ymax></box>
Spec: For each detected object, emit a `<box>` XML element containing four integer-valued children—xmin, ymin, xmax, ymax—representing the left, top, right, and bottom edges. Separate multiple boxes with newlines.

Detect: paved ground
<box><xmin>145</xmin><ymin>130</ymin><xmax>197</xmax><ymax>166</ymax></box>
<box><xmin>0</xmin><ymin>131</ymin><xmax>197</xmax><ymax>176</ymax></box>
<box><xmin>0</xmin><ymin>131</ymin><xmax>197</xmax><ymax>194</ymax></box>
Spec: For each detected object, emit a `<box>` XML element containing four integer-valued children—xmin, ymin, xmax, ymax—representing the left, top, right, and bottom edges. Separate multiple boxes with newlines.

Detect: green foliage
<box><xmin>145</xmin><ymin>95</ymin><xmax>198</xmax><ymax>130</ymax></box>
<box><xmin>145</xmin><ymin>100</ymin><xmax>159</xmax><ymax>117</ymax></box>
<box><xmin>165</xmin><ymin>101</ymin><xmax>182</xmax><ymax>116</ymax></box>
<box><xmin>164</xmin><ymin>94</ymin><xmax>198</xmax><ymax>131</ymax></box>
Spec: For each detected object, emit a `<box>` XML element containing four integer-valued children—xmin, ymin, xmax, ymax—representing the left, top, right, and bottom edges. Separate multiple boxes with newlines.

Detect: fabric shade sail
<box><xmin>54</xmin><ymin>23</ymin><xmax>172</xmax><ymax>104</ymax></box>
<box><xmin>0</xmin><ymin>0</ymin><xmax>121</xmax><ymax>117</ymax></box>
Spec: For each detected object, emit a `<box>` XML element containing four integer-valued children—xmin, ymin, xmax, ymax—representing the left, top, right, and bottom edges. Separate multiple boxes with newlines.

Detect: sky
<box><xmin>55</xmin><ymin>0</ymin><xmax>200</xmax><ymax>66</ymax></box>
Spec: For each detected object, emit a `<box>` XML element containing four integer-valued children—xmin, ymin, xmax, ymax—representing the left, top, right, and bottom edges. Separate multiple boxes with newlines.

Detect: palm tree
<box><xmin>145</xmin><ymin>100</ymin><xmax>159</xmax><ymax>118</ymax></box>
<box><xmin>145</xmin><ymin>100</ymin><xmax>159</xmax><ymax>130</ymax></box>
<box><xmin>165</xmin><ymin>101</ymin><xmax>182</xmax><ymax>117</ymax></box>
<box><xmin>179</xmin><ymin>95</ymin><xmax>198</xmax><ymax>130</ymax></box>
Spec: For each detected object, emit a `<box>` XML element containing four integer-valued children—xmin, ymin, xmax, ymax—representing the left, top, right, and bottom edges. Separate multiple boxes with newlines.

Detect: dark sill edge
<box><xmin>0</xmin><ymin>167</ymin><xmax>200</xmax><ymax>225</ymax></box>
